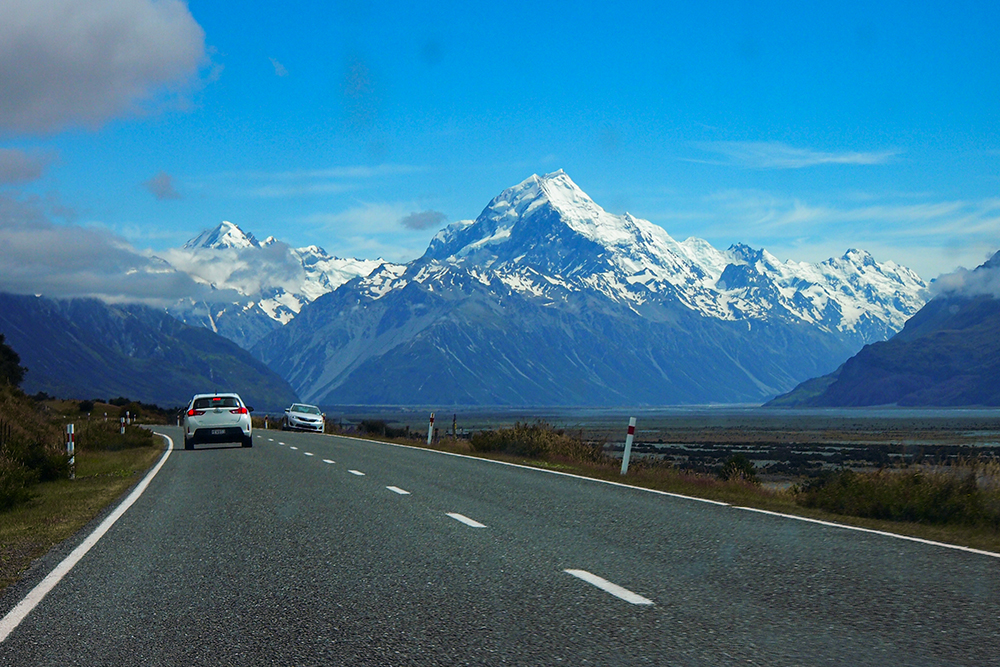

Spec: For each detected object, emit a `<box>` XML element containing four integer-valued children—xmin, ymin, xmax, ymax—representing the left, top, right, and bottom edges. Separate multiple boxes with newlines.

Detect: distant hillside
<box><xmin>0</xmin><ymin>293</ymin><xmax>298</xmax><ymax>410</ymax></box>
<box><xmin>769</xmin><ymin>253</ymin><xmax>1000</xmax><ymax>407</ymax></box>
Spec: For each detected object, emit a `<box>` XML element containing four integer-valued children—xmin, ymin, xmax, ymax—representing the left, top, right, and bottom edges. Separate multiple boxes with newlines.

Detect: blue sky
<box><xmin>1</xmin><ymin>0</ymin><xmax>998</xmax><ymax>286</ymax></box>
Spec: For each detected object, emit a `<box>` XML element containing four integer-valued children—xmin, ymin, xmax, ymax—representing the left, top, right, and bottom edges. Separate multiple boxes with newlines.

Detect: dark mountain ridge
<box><xmin>0</xmin><ymin>293</ymin><xmax>297</xmax><ymax>409</ymax></box>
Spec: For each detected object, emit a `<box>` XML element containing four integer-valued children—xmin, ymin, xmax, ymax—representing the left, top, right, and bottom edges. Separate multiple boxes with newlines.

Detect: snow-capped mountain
<box><xmin>162</xmin><ymin>221</ymin><xmax>396</xmax><ymax>347</ymax></box>
<box><xmin>253</xmin><ymin>171</ymin><xmax>928</xmax><ymax>406</ymax></box>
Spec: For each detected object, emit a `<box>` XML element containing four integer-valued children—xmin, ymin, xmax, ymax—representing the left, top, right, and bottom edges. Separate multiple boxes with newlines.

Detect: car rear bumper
<box><xmin>189</xmin><ymin>426</ymin><xmax>250</xmax><ymax>444</ymax></box>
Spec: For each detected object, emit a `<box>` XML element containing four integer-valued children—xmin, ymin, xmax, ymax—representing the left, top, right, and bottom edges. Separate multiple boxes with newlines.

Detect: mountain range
<box><xmin>250</xmin><ymin>171</ymin><xmax>928</xmax><ymax>406</ymax></box>
<box><xmin>769</xmin><ymin>251</ymin><xmax>1000</xmax><ymax>407</ymax></box>
<box><xmin>0</xmin><ymin>293</ymin><xmax>297</xmax><ymax>410</ymax></box>
<box><xmin>160</xmin><ymin>221</ymin><xmax>394</xmax><ymax>348</ymax></box>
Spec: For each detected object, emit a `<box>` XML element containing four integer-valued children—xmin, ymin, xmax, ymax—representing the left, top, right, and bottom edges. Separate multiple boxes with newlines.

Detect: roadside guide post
<box><xmin>120</xmin><ymin>416</ymin><xmax>125</xmax><ymax>435</ymax></box>
<box><xmin>66</xmin><ymin>424</ymin><xmax>75</xmax><ymax>480</ymax></box>
<box><xmin>427</xmin><ymin>412</ymin><xmax>435</xmax><ymax>446</ymax></box>
<box><xmin>620</xmin><ymin>417</ymin><xmax>636</xmax><ymax>475</ymax></box>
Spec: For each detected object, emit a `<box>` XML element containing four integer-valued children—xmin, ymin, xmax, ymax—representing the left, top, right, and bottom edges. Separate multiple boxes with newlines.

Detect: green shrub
<box><xmin>796</xmin><ymin>468</ymin><xmax>999</xmax><ymax>528</ymax></box>
<box><xmin>719</xmin><ymin>454</ymin><xmax>758</xmax><ymax>484</ymax></box>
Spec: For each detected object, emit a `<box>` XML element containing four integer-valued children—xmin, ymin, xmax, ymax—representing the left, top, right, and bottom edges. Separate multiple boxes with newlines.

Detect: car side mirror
<box><xmin>247</xmin><ymin>406</ymin><xmax>255</xmax><ymax>413</ymax></box>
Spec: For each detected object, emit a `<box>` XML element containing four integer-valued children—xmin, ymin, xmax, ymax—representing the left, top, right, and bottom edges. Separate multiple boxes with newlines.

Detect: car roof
<box><xmin>190</xmin><ymin>393</ymin><xmax>243</xmax><ymax>401</ymax></box>
<box><xmin>289</xmin><ymin>403</ymin><xmax>320</xmax><ymax>410</ymax></box>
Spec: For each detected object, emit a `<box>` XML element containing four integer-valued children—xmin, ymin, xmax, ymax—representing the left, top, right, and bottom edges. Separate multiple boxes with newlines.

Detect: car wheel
<box><xmin>242</xmin><ymin>435</ymin><xmax>253</xmax><ymax>448</ymax></box>
<box><xmin>184</xmin><ymin>436</ymin><xmax>193</xmax><ymax>451</ymax></box>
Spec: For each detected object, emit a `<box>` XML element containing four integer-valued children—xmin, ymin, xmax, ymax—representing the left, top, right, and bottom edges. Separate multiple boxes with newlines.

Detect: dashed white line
<box><xmin>278</xmin><ymin>441</ymin><xmax>286</xmax><ymax>446</ymax></box>
<box><xmin>289</xmin><ymin>446</ymin><xmax>298</xmax><ymax>450</ymax></box>
<box><xmin>322</xmin><ymin>459</ymin><xmax>335</xmax><ymax>464</ymax></box>
<box><xmin>446</xmin><ymin>512</ymin><xmax>486</xmax><ymax>528</ymax></box>
<box><xmin>304</xmin><ymin>452</ymin><xmax>314</xmax><ymax>457</ymax></box>
<box><xmin>268</xmin><ymin>438</ymin><xmax>274</xmax><ymax>442</ymax></box>
<box><xmin>386</xmin><ymin>486</ymin><xmax>410</xmax><ymax>495</ymax></box>
<box><xmin>348</xmin><ymin>470</ymin><xmax>365</xmax><ymax>476</ymax></box>
<box><xmin>564</xmin><ymin>569</ymin><xmax>654</xmax><ymax>606</ymax></box>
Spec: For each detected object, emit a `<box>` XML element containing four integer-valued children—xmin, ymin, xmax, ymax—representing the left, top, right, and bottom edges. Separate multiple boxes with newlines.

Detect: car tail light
<box><xmin>187</xmin><ymin>409</ymin><xmax>205</xmax><ymax>416</ymax></box>
<box><xmin>230</xmin><ymin>407</ymin><xmax>249</xmax><ymax>415</ymax></box>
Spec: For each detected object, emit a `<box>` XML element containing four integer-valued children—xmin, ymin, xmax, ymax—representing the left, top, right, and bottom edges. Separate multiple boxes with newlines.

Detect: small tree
<box><xmin>0</xmin><ymin>334</ymin><xmax>26</xmax><ymax>388</ymax></box>
<box><xmin>719</xmin><ymin>454</ymin><xmax>759</xmax><ymax>484</ymax></box>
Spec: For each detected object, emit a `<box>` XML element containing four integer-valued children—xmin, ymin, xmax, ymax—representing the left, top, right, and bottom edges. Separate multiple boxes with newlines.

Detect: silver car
<box><xmin>183</xmin><ymin>393</ymin><xmax>253</xmax><ymax>450</ymax></box>
<box><xmin>282</xmin><ymin>403</ymin><xmax>325</xmax><ymax>433</ymax></box>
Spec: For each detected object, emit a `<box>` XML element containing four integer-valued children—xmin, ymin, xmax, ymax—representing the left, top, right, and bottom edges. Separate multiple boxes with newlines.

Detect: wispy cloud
<box><xmin>304</xmin><ymin>201</ymin><xmax>437</xmax><ymax>262</ymax></box>
<box><xmin>689</xmin><ymin>141</ymin><xmax>899</xmax><ymax>169</ymax></box>
<box><xmin>269</xmin><ymin>57</ymin><xmax>288</xmax><ymax>77</ymax></box>
<box><xmin>208</xmin><ymin>163</ymin><xmax>427</xmax><ymax>199</ymax></box>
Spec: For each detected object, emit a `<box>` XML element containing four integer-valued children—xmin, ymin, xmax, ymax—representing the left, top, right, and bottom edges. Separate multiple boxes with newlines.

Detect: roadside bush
<box><xmin>719</xmin><ymin>454</ymin><xmax>759</xmax><ymax>484</ymax></box>
<box><xmin>360</xmin><ymin>420</ymin><xmax>410</xmax><ymax>439</ymax></box>
<box><xmin>78</xmin><ymin>418</ymin><xmax>155</xmax><ymax>452</ymax></box>
<box><xmin>470</xmin><ymin>422</ymin><xmax>608</xmax><ymax>463</ymax></box>
<box><xmin>795</xmin><ymin>468</ymin><xmax>999</xmax><ymax>528</ymax></box>
<box><xmin>0</xmin><ymin>384</ymin><xmax>64</xmax><ymax>509</ymax></box>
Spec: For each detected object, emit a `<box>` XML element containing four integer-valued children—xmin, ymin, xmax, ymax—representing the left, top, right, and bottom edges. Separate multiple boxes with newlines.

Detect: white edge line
<box><xmin>564</xmin><ymin>569</ymin><xmax>654</xmax><ymax>605</ymax></box>
<box><xmin>734</xmin><ymin>506</ymin><xmax>1000</xmax><ymax>559</ymax></box>
<box><xmin>0</xmin><ymin>432</ymin><xmax>175</xmax><ymax>644</ymax></box>
<box><xmin>332</xmin><ymin>434</ymin><xmax>1000</xmax><ymax>559</ymax></box>
<box><xmin>333</xmin><ymin>434</ymin><xmax>728</xmax><ymax>506</ymax></box>
<box><xmin>446</xmin><ymin>512</ymin><xmax>486</xmax><ymax>528</ymax></box>
<box><xmin>386</xmin><ymin>486</ymin><xmax>411</xmax><ymax>495</ymax></box>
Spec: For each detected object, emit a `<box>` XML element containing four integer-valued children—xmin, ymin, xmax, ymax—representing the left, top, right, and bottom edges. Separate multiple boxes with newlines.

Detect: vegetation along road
<box><xmin>1</xmin><ymin>427</ymin><xmax>998</xmax><ymax>665</ymax></box>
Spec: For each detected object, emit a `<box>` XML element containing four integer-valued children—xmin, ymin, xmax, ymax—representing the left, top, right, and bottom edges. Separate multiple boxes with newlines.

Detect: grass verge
<box><xmin>0</xmin><ymin>443</ymin><xmax>163</xmax><ymax>594</ymax></box>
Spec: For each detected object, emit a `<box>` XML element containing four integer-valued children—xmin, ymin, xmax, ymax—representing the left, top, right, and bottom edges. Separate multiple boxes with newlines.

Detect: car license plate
<box><xmin>211</xmin><ymin>429</ymin><xmax>226</xmax><ymax>435</ymax></box>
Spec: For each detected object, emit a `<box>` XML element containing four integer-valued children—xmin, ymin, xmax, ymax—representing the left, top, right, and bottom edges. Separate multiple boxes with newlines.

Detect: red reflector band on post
<box><xmin>627</xmin><ymin>425</ymin><xmax>635</xmax><ymax>435</ymax></box>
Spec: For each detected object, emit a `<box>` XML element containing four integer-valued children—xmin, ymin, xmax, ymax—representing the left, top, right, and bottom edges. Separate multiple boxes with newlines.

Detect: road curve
<box><xmin>1</xmin><ymin>427</ymin><xmax>997</xmax><ymax>666</ymax></box>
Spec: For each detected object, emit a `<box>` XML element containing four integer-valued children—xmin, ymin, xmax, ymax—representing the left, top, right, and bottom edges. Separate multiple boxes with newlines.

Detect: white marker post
<box><xmin>621</xmin><ymin>417</ymin><xmax>636</xmax><ymax>475</ymax></box>
<box><xmin>66</xmin><ymin>424</ymin><xmax>75</xmax><ymax>480</ymax></box>
<box><xmin>120</xmin><ymin>416</ymin><xmax>125</xmax><ymax>435</ymax></box>
<box><xmin>427</xmin><ymin>412</ymin><xmax>435</xmax><ymax>446</ymax></box>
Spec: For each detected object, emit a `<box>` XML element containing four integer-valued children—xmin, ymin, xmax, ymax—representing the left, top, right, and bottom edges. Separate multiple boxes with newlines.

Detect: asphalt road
<box><xmin>1</xmin><ymin>427</ymin><xmax>998</xmax><ymax>666</ymax></box>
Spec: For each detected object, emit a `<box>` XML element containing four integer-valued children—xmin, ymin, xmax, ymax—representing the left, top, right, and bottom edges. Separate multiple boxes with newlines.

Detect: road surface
<box><xmin>1</xmin><ymin>427</ymin><xmax>997</xmax><ymax>665</ymax></box>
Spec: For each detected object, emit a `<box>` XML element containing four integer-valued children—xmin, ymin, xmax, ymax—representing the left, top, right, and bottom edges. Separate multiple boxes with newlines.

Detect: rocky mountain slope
<box><xmin>162</xmin><ymin>221</ymin><xmax>395</xmax><ymax>348</ymax></box>
<box><xmin>0</xmin><ymin>293</ymin><xmax>298</xmax><ymax>409</ymax></box>
<box><xmin>768</xmin><ymin>251</ymin><xmax>1000</xmax><ymax>407</ymax></box>
<box><xmin>253</xmin><ymin>171</ymin><xmax>927</xmax><ymax>406</ymax></box>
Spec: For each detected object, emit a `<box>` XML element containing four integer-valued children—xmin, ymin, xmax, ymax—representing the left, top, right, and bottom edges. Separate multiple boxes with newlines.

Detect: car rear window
<box><xmin>194</xmin><ymin>396</ymin><xmax>240</xmax><ymax>409</ymax></box>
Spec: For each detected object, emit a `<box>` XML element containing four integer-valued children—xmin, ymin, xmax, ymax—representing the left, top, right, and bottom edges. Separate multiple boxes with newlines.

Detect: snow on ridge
<box><xmin>386</xmin><ymin>170</ymin><xmax>927</xmax><ymax>338</ymax></box>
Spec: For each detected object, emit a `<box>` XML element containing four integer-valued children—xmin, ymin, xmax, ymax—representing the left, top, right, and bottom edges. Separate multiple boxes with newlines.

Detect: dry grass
<box><xmin>0</xmin><ymin>440</ymin><xmax>163</xmax><ymax>594</ymax></box>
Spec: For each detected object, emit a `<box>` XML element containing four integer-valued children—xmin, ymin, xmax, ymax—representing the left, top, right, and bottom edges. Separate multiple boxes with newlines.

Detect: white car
<box><xmin>183</xmin><ymin>393</ymin><xmax>253</xmax><ymax>450</ymax></box>
<box><xmin>282</xmin><ymin>403</ymin><xmax>325</xmax><ymax>433</ymax></box>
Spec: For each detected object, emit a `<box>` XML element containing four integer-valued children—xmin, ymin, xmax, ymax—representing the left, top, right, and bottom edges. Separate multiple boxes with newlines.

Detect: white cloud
<box><xmin>690</xmin><ymin>141</ymin><xmax>899</xmax><ymax>169</ymax></box>
<box><xmin>0</xmin><ymin>193</ymin><xmax>236</xmax><ymax>304</ymax></box>
<box><xmin>0</xmin><ymin>0</ymin><xmax>207</xmax><ymax>134</ymax></box>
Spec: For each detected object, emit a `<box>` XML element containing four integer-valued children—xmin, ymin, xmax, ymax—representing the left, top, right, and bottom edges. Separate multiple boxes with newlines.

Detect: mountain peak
<box><xmin>183</xmin><ymin>221</ymin><xmax>259</xmax><ymax>250</ymax></box>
